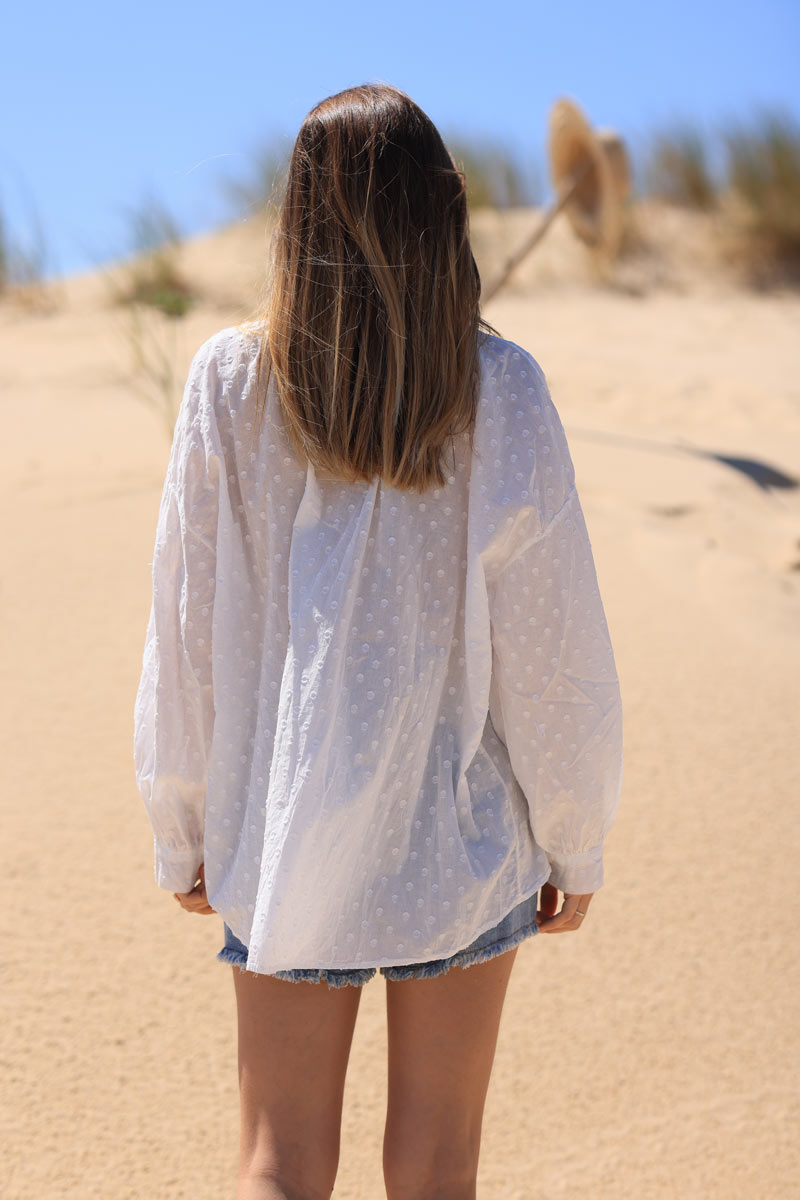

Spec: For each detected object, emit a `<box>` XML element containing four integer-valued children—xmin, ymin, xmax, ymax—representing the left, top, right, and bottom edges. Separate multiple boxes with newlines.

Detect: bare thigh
<box><xmin>383</xmin><ymin>946</ymin><xmax>519</xmax><ymax>1199</ymax></box>
<box><xmin>232</xmin><ymin>967</ymin><xmax>363</xmax><ymax>1199</ymax></box>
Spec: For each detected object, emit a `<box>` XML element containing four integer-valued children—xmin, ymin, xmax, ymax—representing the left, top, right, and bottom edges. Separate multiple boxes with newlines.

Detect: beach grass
<box><xmin>641</xmin><ymin>122</ymin><xmax>719</xmax><ymax>211</ymax></box>
<box><xmin>103</xmin><ymin>193</ymin><xmax>200</xmax><ymax>438</ymax></box>
<box><xmin>444</xmin><ymin>137</ymin><xmax>543</xmax><ymax>210</ymax></box>
<box><xmin>106</xmin><ymin>193</ymin><xmax>197</xmax><ymax>318</ymax></box>
<box><xmin>719</xmin><ymin>107</ymin><xmax>800</xmax><ymax>286</ymax></box>
<box><xmin>0</xmin><ymin>188</ymin><xmax>60</xmax><ymax>312</ymax></box>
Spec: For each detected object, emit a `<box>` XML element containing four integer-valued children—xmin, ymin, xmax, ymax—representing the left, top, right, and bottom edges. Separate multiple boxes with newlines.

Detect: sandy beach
<box><xmin>2</xmin><ymin>203</ymin><xmax>799</xmax><ymax>1198</ymax></box>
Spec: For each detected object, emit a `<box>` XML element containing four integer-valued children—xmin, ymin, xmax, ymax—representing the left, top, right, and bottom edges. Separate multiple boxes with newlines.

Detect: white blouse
<box><xmin>133</xmin><ymin>323</ymin><xmax>623</xmax><ymax>974</ymax></box>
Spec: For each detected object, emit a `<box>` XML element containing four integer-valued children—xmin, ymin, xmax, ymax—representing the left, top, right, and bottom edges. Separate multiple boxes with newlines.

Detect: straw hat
<box><xmin>596</xmin><ymin>128</ymin><xmax>632</xmax><ymax>205</ymax></box>
<box><xmin>548</xmin><ymin>98</ymin><xmax>629</xmax><ymax>258</ymax></box>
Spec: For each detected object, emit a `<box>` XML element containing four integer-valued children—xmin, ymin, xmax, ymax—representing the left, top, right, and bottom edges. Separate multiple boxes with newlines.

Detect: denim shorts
<box><xmin>216</xmin><ymin>889</ymin><xmax>539</xmax><ymax>988</ymax></box>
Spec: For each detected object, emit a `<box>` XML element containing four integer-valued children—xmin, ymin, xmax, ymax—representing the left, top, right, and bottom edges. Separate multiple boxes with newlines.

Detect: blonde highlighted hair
<box><xmin>247</xmin><ymin>83</ymin><xmax>498</xmax><ymax>493</ymax></box>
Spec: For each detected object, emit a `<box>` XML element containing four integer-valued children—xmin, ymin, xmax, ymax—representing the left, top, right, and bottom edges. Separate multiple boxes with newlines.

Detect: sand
<box><xmin>2</xmin><ymin>203</ymin><xmax>798</xmax><ymax>1198</ymax></box>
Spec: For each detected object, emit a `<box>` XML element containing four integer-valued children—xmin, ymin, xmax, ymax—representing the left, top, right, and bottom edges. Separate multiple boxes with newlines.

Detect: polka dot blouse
<box><xmin>133</xmin><ymin>323</ymin><xmax>623</xmax><ymax>973</ymax></box>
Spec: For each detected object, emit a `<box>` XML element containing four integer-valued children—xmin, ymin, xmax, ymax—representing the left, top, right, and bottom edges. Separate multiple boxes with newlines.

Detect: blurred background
<box><xmin>3</xmin><ymin>0</ymin><xmax>800</xmax><ymax>300</ymax></box>
<box><xmin>2</xmin><ymin>2</ymin><xmax>798</xmax><ymax>1198</ymax></box>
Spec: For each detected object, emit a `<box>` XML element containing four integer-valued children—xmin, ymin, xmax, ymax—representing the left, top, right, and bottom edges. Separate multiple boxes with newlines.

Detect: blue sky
<box><xmin>3</xmin><ymin>0</ymin><xmax>798</xmax><ymax>281</ymax></box>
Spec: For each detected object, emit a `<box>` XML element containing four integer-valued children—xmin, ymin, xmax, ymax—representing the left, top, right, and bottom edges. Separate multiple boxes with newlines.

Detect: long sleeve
<box><xmin>133</xmin><ymin>341</ymin><xmax>222</xmax><ymax>893</ymax></box>
<box><xmin>486</xmin><ymin>365</ymin><xmax>623</xmax><ymax>895</ymax></box>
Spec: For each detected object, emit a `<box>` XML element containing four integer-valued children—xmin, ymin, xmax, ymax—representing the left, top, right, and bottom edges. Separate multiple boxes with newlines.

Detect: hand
<box><xmin>536</xmin><ymin>881</ymin><xmax>594</xmax><ymax>933</ymax></box>
<box><xmin>173</xmin><ymin>862</ymin><xmax>216</xmax><ymax>915</ymax></box>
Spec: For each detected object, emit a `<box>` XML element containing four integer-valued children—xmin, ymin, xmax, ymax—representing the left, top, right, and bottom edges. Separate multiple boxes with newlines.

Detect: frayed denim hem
<box><xmin>380</xmin><ymin>919</ymin><xmax>539</xmax><ymax>982</ymax></box>
<box><xmin>216</xmin><ymin>946</ymin><xmax>251</xmax><ymax>974</ymax></box>
<box><xmin>216</xmin><ymin>898</ymin><xmax>539</xmax><ymax>985</ymax></box>
<box><xmin>215</xmin><ymin>945</ymin><xmax>375</xmax><ymax>988</ymax></box>
<box><xmin>272</xmin><ymin>967</ymin><xmax>376</xmax><ymax>989</ymax></box>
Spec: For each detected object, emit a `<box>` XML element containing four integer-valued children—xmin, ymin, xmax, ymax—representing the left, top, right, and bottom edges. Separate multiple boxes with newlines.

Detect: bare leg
<box><xmin>382</xmin><ymin>947</ymin><xmax>519</xmax><ymax>1200</ymax></box>
<box><xmin>231</xmin><ymin>966</ymin><xmax>364</xmax><ymax>1200</ymax></box>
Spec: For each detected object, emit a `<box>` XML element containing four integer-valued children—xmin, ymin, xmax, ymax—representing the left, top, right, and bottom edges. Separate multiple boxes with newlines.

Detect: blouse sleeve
<box><xmin>133</xmin><ymin>340</ymin><xmax>221</xmax><ymax>894</ymax></box>
<box><xmin>486</xmin><ymin>363</ymin><xmax>623</xmax><ymax>896</ymax></box>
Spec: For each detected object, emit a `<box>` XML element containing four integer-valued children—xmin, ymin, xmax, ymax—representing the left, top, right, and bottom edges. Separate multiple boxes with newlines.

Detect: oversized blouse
<box><xmin>132</xmin><ymin>323</ymin><xmax>623</xmax><ymax>974</ymax></box>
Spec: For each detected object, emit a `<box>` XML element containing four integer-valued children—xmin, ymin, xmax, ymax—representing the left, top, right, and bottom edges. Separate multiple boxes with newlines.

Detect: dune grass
<box><xmin>119</xmin><ymin>298</ymin><xmax>188</xmax><ymax>440</ymax></box>
<box><xmin>641</xmin><ymin>123</ymin><xmax>719</xmax><ymax>211</ymax></box>
<box><xmin>0</xmin><ymin>189</ymin><xmax>60</xmax><ymax>312</ymax></box>
<box><xmin>104</xmin><ymin>193</ymin><xmax>200</xmax><ymax>439</ymax></box>
<box><xmin>444</xmin><ymin>137</ymin><xmax>542</xmax><ymax>210</ymax></box>
<box><xmin>637</xmin><ymin>109</ymin><xmax>800</xmax><ymax>287</ymax></box>
<box><xmin>720</xmin><ymin>108</ymin><xmax>800</xmax><ymax>286</ymax></box>
<box><xmin>106</xmin><ymin>193</ymin><xmax>197</xmax><ymax>318</ymax></box>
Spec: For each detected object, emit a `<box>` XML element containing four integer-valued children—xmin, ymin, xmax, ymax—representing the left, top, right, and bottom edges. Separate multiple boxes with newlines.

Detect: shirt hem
<box><xmin>245</xmin><ymin>874</ymin><xmax>550</xmax><ymax>974</ymax></box>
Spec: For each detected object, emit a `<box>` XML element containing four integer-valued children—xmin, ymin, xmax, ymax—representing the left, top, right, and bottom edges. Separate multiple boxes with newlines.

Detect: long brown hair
<box><xmin>245</xmin><ymin>83</ymin><xmax>499</xmax><ymax>493</ymax></box>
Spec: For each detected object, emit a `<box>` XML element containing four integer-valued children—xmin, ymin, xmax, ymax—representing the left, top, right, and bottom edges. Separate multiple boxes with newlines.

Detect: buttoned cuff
<box><xmin>546</xmin><ymin>844</ymin><xmax>604</xmax><ymax>894</ymax></box>
<box><xmin>154</xmin><ymin>838</ymin><xmax>204</xmax><ymax>893</ymax></box>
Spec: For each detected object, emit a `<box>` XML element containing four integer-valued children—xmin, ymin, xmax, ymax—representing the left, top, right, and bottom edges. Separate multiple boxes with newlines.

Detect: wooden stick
<box><xmin>481</xmin><ymin>157</ymin><xmax>594</xmax><ymax>304</ymax></box>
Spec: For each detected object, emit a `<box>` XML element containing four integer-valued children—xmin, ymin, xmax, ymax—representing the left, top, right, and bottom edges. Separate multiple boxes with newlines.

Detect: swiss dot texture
<box><xmin>133</xmin><ymin>326</ymin><xmax>623</xmax><ymax>974</ymax></box>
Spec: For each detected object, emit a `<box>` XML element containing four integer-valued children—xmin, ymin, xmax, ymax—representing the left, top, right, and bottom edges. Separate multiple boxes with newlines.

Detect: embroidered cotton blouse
<box><xmin>133</xmin><ymin>323</ymin><xmax>623</xmax><ymax>974</ymax></box>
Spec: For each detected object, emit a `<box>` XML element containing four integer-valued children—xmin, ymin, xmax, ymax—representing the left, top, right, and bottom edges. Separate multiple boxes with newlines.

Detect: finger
<box><xmin>538</xmin><ymin>911</ymin><xmax>577</xmax><ymax>932</ymax></box>
<box><xmin>537</xmin><ymin>891</ymin><xmax>578</xmax><ymax>929</ymax></box>
<box><xmin>537</xmin><ymin>892</ymin><xmax>591</xmax><ymax>933</ymax></box>
<box><xmin>538</xmin><ymin>912</ymin><xmax>584</xmax><ymax>933</ymax></box>
<box><xmin>536</xmin><ymin>882</ymin><xmax>559</xmax><ymax>922</ymax></box>
<box><xmin>184</xmin><ymin>887</ymin><xmax>217</xmax><ymax>916</ymax></box>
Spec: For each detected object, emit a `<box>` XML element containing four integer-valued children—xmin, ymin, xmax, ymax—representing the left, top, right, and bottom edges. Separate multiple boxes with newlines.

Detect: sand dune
<box><xmin>2</xmin><ymin>204</ymin><xmax>798</xmax><ymax>1198</ymax></box>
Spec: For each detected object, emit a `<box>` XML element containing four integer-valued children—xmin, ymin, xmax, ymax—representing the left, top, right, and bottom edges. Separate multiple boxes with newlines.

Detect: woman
<box><xmin>134</xmin><ymin>83</ymin><xmax>623</xmax><ymax>1199</ymax></box>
